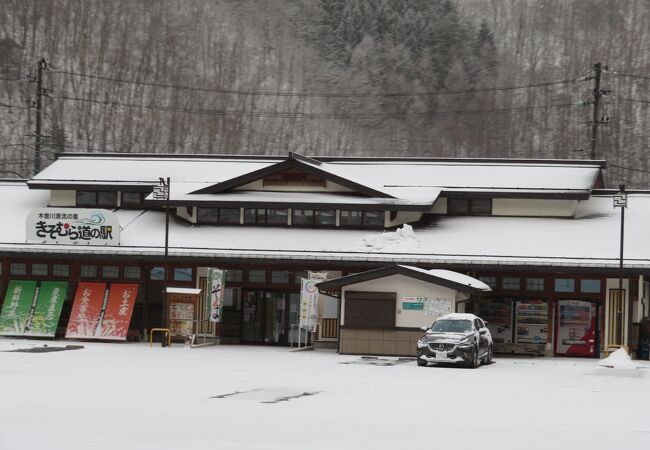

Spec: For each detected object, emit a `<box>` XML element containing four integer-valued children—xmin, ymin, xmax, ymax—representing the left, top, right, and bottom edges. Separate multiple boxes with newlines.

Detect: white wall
<box><xmin>492</xmin><ymin>199</ymin><xmax>578</xmax><ymax>217</ymax></box>
<box><xmin>341</xmin><ymin>274</ymin><xmax>459</xmax><ymax>328</ymax></box>
<box><xmin>49</xmin><ymin>190</ymin><xmax>76</xmax><ymax>206</ymax></box>
<box><xmin>176</xmin><ymin>206</ymin><xmax>197</xmax><ymax>223</ymax></box>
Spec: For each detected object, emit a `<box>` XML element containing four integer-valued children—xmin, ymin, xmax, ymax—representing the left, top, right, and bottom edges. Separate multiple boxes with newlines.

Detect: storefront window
<box><xmin>173</xmin><ymin>268</ymin><xmax>193</xmax><ymax>281</ymax></box>
<box><xmin>555</xmin><ymin>278</ymin><xmax>575</xmax><ymax>293</ymax></box>
<box><xmin>102</xmin><ymin>266</ymin><xmax>119</xmax><ymax>279</ymax></box>
<box><xmin>580</xmin><ymin>279</ymin><xmax>601</xmax><ymax>293</ymax></box>
<box><xmin>526</xmin><ymin>277</ymin><xmax>545</xmax><ymax>291</ymax></box>
<box><xmin>248</xmin><ymin>270</ymin><xmax>266</xmax><ymax>283</ymax></box>
<box><xmin>80</xmin><ymin>265</ymin><xmax>98</xmax><ymax>279</ymax></box>
<box><xmin>53</xmin><ymin>264</ymin><xmax>70</xmax><ymax>277</ymax></box>
<box><xmin>315</xmin><ymin>210</ymin><xmax>336</xmax><ymax>226</ymax></box>
<box><xmin>271</xmin><ymin>271</ymin><xmax>290</xmax><ymax>284</ymax></box>
<box><xmin>502</xmin><ymin>277</ymin><xmax>520</xmax><ymax>290</ymax></box>
<box><xmin>150</xmin><ymin>267</ymin><xmax>166</xmax><ymax>281</ymax></box>
<box><xmin>226</xmin><ymin>270</ymin><xmax>243</xmax><ymax>282</ymax></box>
<box><xmin>124</xmin><ymin>266</ymin><xmax>142</xmax><ymax>280</ymax></box>
<box><xmin>340</xmin><ymin>210</ymin><xmax>362</xmax><ymax>226</ymax></box>
<box><xmin>31</xmin><ymin>263</ymin><xmax>48</xmax><ymax>277</ymax></box>
<box><xmin>10</xmin><ymin>263</ymin><xmax>27</xmax><ymax>276</ymax></box>
<box><xmin>478</xmin><ymin>276</ymin><xmax>497</xmax><ymax>289</ymax></box>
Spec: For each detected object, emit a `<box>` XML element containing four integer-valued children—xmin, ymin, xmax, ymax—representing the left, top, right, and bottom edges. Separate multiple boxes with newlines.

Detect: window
<box><xmin>124</xmin><ymin>266</ymin><xmax>142</xmax><ymax>280</ymax></box>
<box><xmin>218</xmin><ymin>208</ymin><xmax>240</xmax><ymax>225</ymax></box>
<box><xmin>362</xmin><ymin>211</ymin><xmax>384</xmax><ymax>227</ymax></box>
<box><xmin>581</xmin><ymin>279</ymin><xmax>601</xmax><ymax>293</ymax></box>
<box><xmin>10</xmin><ymin>263</ymin><xmax>27</xmax><ymax>276</ymax></box>
<box><xmin>53</xmin><ymin>264</ymin><xmax>70</xmax><ymax>277</ymax></box>
<box><xmin>478</xmin><ymin>276</ymin><xmax>497</xmax><ymax>289</ymax></box>
<box><xmin>173</xmin><ymin>268</ymin><xmax>193</xmax><ymax>282</ymax></box>
<box><xmin>248</xmin><ymin>270</ymin><xmax>266</xmax><ymax>283</ymax></box>
<box><xmin>340</xmin><ymin>210</ymin><xmax>362</xmax><ymax>226</ymax></box>
<box><xmin>294</xmin><ymin>271</ymin><xmax>308</xmax><ymax>284</ymax></box>
<box><xmin>150</xmin><ymin>267</ymin><xmax>166</xmax><ymax>281</ymax></box>
<box><xmin>121</xmin><ymin>192</ymin><xmax>144</xmax><ymax>208</ymax></box>
<box><xmin>97</xmin><ymin>192</ymin><xmax>118</xmax><ymax>207</ymax></box>
<box><xmin>448</xmin><ymin>198</ymin><xmax>492</xmax><ymax>215</ymax></box>
<box><xmin>315</xmin><ymin>210</ymin><xmax>336</xmax><ymax>226</ymax></box>
<box><xmin>244</xmin><ymin>208</ymin><xmax>266</xmax><ymax>225</ymax></box>
<box><xmin>102</xmin><ymin>265</ymin><xmax>119</xmax><ymax>279</ymax></box>
<box><xmin>292</xmin><ymin>209</ymin><xmax>314</xmax><ymax>226</ymax></box>
<box><xmin>76</xmin><ymin>191</ymin><xmax>97</xmax><ymax>207</ymax></box>
<box><xmin>344</xmin><ymin>291</ymin><xmax>396</xmax><ymax>328</ymax></box>
<box><xmin>271</xmin><ymin>271</ymin><xmax>290</xmax><ymax>284</ymax></box>
<box><xmin>502</xmin><ymin>277</ymin><xmax>520</xmax><ymax>290</ymax></box>
<box><xmin>555</xmin><ymin>278</ymin><xmax>575</xmax><ymax>293</ymax></box>
<box><xmin>80</xmin><ymin>265</ymin><xmax>98</xmax><ymax>279</ymax></box>
<box><xmin>267</xmin><ymin>209</ymin><xmax>288</xmax><ymax>225</ymax></box>
<box><xmin>77</xmin><ymin>191</ymin><xmax>118</xmax><ymax>208</ymax></box>
<box><xmin>226</xmin><ymin>270</ymin><xmax>243</xmax><ymax>282</ymax></box>
<box><xmin>526</xmin><ymin>277</ymin><xmax>545</xmax><ymax>291</ymax></box>
<box><xmin>197</xmin><ymin>208</ymin><xmax>220</xmax><ymax>224</ymax></box>
<box><xmin>31</xmin><ymin>263</ymin><xmax>48</xmax><ymax>277</ymax></box>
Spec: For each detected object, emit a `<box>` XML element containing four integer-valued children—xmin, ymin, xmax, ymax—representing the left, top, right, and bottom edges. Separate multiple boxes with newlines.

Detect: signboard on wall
<box><xmin>26</xmin><ymin>208</ymin><xmax>120</xmax><ymax>245</ymax></box>
<box><xmin>300</xmin><ymin>272</ymin><xmax>327</xmax><ymax>332</ymax></box>
<box><xmin>208</xmin><ymin>268</ymin><xmax>225</xmax><ymax>323</ymax></box>
<box><xmin>0</xmin><ymin>280</ymin><xmax>68</xmax><ymax>337</ymax></box>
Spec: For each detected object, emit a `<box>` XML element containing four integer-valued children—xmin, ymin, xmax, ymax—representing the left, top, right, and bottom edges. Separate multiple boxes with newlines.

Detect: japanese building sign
<box><xmin>401</xmin><ymin>296</ymin><xmax>452</xmax><ymax>317</ymax></box>
<box><xmin>26</xmin><ymin>208</ymin><xmax>120</xmax><ymax>245</ymax></box>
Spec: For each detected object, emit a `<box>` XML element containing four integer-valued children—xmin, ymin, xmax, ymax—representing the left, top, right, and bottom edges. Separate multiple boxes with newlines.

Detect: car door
<box><xmin>475</xmin><ymin>318</ymin><xmax>489</xmax><ymax>356</ymax></box>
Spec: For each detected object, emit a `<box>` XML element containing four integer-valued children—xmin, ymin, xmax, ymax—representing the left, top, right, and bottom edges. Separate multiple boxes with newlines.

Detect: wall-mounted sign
<box><xmin>402</xmin><ymin>297</ymin><xmax>425</xmax><ymax>310</ymax></box>
<box><xmin>26</xmin><ymin>208</ymin><xmax>120</xmax><ymax>245</ymax></box>
<box><xmin>402</xmin><ymin>296</ymin><xmax>452</xmax><ymax>317</ymax></box>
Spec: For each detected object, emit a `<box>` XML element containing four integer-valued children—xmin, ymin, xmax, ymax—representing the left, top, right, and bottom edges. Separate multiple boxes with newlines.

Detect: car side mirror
<box><xmin>479</xmin><ymin>329</ymin><xmax>487</xmax><ymax>335</ymax></box>
<box><xmin>420</xmin><ymin>326</ymin><xmax>429</xmax><ymax>332</ymax></box>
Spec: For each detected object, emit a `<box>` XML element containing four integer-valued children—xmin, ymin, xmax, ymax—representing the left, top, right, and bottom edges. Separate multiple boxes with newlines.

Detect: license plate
<box><xmin>436</xmin><ymin>351</ymin><xmax>447</xmax><ymax>359</ymax></box>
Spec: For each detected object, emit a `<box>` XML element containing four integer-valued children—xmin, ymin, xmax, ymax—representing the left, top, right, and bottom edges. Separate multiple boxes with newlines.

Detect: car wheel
<box><xmin>467</xmin><ymin>347</ymin><xmax>480</xmax><ymax>369</ymax></box>
<box><xmin>417</xmin><ymin>358</ymin><xmax>427</xmax><ymax>367</ymax></box>
<box><xmin>486</xmin><ymin>345</ymin><xmax>493</xmax><ymax>365</ymax></box>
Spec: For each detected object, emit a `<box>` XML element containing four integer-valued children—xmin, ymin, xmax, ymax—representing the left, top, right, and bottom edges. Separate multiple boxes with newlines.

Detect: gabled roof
<box><xmin>316</xmin><ymin>265</ymin><xmax>491</xmax><ymax>296</ymax></box>
<box><xmin>189</xmin><ymin>152</ymin><xmax>395</xmax><ymax>198</ymax></box>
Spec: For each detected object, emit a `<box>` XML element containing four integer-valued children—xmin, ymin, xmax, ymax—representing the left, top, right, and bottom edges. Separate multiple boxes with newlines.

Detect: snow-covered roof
<box><xmin>3</xmin><ymin>181</ymin><xmax>648</xmax><ymax>270</ymax></box>
<box><xmin>29</xmin><ymin>154</ymin><xmax>603</xmax><ymax>202</ymax></box>
<box><xmin>398</xmin><ymin>266</ymin><xmax>491</xmax><ymax>291</ymax></box>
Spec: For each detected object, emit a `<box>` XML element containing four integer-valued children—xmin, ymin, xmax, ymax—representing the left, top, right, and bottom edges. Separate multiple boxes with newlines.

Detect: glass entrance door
<box><xmin>241</xmin><ymin>290</ymin><xmax>289</xmax><ymax>344</ymax></box>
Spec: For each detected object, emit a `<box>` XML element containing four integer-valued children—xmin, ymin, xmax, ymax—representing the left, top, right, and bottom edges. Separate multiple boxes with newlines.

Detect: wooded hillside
<box><xmin>1</xmin><ymin>0</ymin><xmax>648</xmax><ymax>187</ymax></box>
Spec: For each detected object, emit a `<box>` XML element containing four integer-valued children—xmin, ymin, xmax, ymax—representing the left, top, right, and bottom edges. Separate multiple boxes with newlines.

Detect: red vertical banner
<box><xmin>65</xmin><ymin>283</ymin><xmax>107</xmax><ymax>339</ymax></box>
<box><xmin>98</xmin><ymin>284</ymin><xmax>138</xmax><ymax>340</ymax></box>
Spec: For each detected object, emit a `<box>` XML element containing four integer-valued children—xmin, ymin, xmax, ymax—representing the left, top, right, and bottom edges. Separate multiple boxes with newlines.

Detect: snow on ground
<box><xmin>1</xmin><ymin>339</ymin><xmax>649</xmax><ymax>450</ymax></box>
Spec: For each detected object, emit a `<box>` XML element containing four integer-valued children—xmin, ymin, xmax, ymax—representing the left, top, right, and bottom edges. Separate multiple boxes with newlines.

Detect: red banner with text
<box><xmin>98</xmin><ymin>284</ymin><xmax>138</xmax><ymax>340</ymax></box>
<box><xmin>65</xmin><ymin>282</ymin><xmax>107</xmax><ymax>339</ymax></box>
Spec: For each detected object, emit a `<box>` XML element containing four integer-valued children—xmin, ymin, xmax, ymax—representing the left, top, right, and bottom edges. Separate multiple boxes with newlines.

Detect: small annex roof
<box><xmin>315</xmin><ymin>265</ymin><xmax>491</xmax><ymax>295</ymax></box>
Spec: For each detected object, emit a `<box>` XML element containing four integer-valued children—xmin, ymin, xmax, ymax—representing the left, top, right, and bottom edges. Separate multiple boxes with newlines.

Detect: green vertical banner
<box><xmin>0</xmin><ymin>280</ymin><xmax>38</xmax><ymax>336</ymax></box>
<box><xmin>24</xmin><ymin>281</ymin><xmax>68</xmax><ymax>337</ymax></box>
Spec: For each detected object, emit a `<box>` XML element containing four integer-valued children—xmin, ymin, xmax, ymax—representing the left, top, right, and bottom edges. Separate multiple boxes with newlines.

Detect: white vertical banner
<box><xmin>300</xmin><ymin>272</ymin><xmax>327</xmax><ymax>332</ymax></box>
<box><xmin>208</xmin><ymin>268</ymin><xmax>225</xmax><ymax>323</ymax></box>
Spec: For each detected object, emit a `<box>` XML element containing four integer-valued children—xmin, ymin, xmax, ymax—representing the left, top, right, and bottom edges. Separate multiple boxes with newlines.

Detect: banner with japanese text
<box><xmin>24</xmin><ymin>281</ymin><xmax>68</xmax><ymax>337</ymax></box>
<box><xmin>65</xmin><ymin>282</ymin><xmax>107</xmax><ymax>339</ymax></box>
<box><xmin>208</xmin><ymin>268</ymin><xmax>225</xmax><ymax>323</ymax></box>
<box><xmin>299</xmin><ymin>272</ymin><xmax>327</xmax><ymax>332</ymax></box>
<box><xmin>26</xmin><ymin>208</ymin><xmax>120</xmax><ymax>245</ymax></box>
<box><xmin>97</xmin><ymin>284</ymin><xmax>138</xmax><ymax>340</ymax></box>
<box><xmin>0</xmin><ymin>280</ymin><xmax>37</xmax><ymax>336</ymax></box>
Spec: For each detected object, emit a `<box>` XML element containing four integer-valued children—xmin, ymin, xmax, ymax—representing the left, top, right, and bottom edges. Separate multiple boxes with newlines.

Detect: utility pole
<box><xmin>30</xmin><ymin>58</ymin><xmax>49</xmax><ymax>176</ymax></box>
<box><xmin>586</xmin><ymin>62</ymin><xmax>610</xmax><ymax>160</ymax></box>
<box><xmin>613</xmin><ymin>184</ymin><xmax>627</xmax><ymax>345</ymax></box>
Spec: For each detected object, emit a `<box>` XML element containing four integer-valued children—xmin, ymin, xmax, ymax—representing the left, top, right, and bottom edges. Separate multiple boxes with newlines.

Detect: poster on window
<box><xmin>208</xmin><ymin>268</ymin><xmax>225</xmax><ymax>323</ymax></box>
<box><xmin>300</xmin><ymin>272</ymin><xmax>327</xmax><ymax>332</ymax></box>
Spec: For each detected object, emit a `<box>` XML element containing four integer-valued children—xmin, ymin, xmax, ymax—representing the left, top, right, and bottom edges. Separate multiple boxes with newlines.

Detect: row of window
<box><xmin>447</xmin><ymin>198</ymin><xmax>492</xmax><ymax>216</ymax></box>
<box><xmin>5</xmin><ymin>263</ymin><xmax>193</xmax><ymax>282</ymax></box>
<box><xmin>196</xmin><ymin>208</ymin><xmax>385</xmax><ymax>227</ymax></box>
<box><xmin>76</xmin><ymin>191</ymin><xmax>147</xmax><ymax>209</ymax></box>
<box><xmin>478</xmin><ymin>276</ymin><xmax>602</xmax><ymax>294</ymax></box>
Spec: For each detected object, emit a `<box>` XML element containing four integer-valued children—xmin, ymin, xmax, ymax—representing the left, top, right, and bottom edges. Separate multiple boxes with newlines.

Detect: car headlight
<box><xmin>457</xmin><ymin>338</ymin><xmax>473</xmax><ymax>348</ymax></box>
<box><xmin>416</xmin><ymin>339</ymin><xmax>428</xmax><ymax>349</ymax></box>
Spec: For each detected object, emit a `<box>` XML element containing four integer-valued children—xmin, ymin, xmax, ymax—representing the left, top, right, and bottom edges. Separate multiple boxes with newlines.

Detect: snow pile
<box><xmin>353</xmin><ymin>224</ymin><xmax>420</xmax><ymax>252</ymax></box>
<box><xmin>594</xmin><ymin>348</ymin><xmax>642</xmax><ymax>377</ymax></box>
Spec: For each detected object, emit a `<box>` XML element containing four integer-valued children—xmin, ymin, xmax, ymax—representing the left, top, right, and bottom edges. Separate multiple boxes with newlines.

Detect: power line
<box><xmin>615</xmin><ymin>97</ymin><xmax>650</xmax><ymax>105</ymax></box>
<box><xmin>609</xmin><ymin>163</ymin><xmax>650</xmax><ymax>174</ymax></box>
<box><xmin>50</xmin><ymin>68</ymin><xmax>579</xmax><ymax>98</ymax></box>
<box><xmin>0</xmin><ymin>102</ymin><xmax>28</xmax><ymax>109</ymax></box>
<box><xmin>609</xmin><ymin>71</ymin><xmax>650</xmax><ymax>82</ymax></box>
<box><xmin>51</xmin><ymin>94</ymin><xmax>577</xmax><ymax>119</ymax></box>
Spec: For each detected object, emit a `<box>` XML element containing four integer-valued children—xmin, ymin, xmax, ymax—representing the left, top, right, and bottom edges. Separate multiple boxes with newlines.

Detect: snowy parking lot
<box><xmin>1</xmin><ymin>339</ymin><xmax>649</xmax><ymax>450</ymax></box>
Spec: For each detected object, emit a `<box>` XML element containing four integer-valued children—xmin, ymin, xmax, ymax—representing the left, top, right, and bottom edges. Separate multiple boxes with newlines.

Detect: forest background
<box><xmin>0</xmin><ymin>0</ymin><xmax>648</xmax><ymax>187</ymax></box>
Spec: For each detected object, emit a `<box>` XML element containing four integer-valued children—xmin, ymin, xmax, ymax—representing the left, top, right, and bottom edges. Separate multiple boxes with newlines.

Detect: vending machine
<box><xmin>555</xmin><ymin>300</ymin><xmax>597</xmax><ymax>356</ymax></box>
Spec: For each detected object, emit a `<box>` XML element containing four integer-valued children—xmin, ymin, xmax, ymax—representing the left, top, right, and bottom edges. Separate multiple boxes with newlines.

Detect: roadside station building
<box><xmin>0</xmin><ymin>152</ymin><xmax>648</xmax><ymax>357</ymax></box>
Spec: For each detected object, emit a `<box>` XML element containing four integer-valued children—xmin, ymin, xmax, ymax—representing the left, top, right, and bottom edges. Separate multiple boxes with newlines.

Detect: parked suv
<box><xmin>416</xmin><ymin>313</ymin><xmax>493</xmax><ymax>368</ymax></box>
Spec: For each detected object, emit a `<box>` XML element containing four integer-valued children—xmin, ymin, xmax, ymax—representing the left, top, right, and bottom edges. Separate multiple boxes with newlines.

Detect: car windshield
<box><xmin>430</xmin><ymin>319</ymin><xmax>472</xmax><ymax>333</ymax></box>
